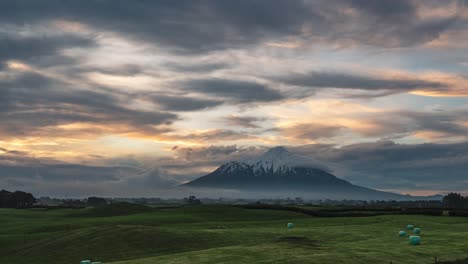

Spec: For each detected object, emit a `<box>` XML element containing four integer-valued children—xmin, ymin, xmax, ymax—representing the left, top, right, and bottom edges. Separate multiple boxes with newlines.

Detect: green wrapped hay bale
<box><xmin>407</xmin><ymin>224</ymin><xmax>414</xmax><ymax>230</ymax></box>
<box><xmin>413</xmin><ymin>227</ymin><xmax>421</xmax><ymax>234</ymax></box>
<box><xmin>287</xmin><ymin>223</ymin><xmax>294</xmax><ymax>229</ymax></box>
<box><xmin>399</xmin><ymin>231</ymin><xmax>407</xmax><ymax>237</ymax></box>
<box><xmin>409</xmin><ymin>235</ymin><xmax>421</xmax><ymax>245</ymax></box>
<box><xmin>91</xmin><ymin>262</ymin><xmax>102</xmax><ymax>264</ymax></box>
<box><xmin>80</xmin><ymin>261</ymin><xmax>91</xmax><ymax>264</ymax></box>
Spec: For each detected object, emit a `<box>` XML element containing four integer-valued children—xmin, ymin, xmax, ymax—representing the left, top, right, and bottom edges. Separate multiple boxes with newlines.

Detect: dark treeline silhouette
<box><xmin>0</xmin><ymin>190</ymin><xmax>36</xmax><ymax>208</ymax></box>
<box><xmin>86</xmin><ymin>196</ymin><xmax>107</xmax><ymax>207</ymax></box>
<box><xmin>183</xmin><ymin>195</ymin><xmax>202</xmax><ymax>205</ymax></box>
<box><xmin>443</xmin><ymin>192</ymin><xmax>468</xmax><ymax>209</ymax></box>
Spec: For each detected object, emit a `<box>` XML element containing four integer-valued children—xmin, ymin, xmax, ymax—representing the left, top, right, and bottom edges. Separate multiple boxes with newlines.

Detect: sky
<box><xmin>1</xmin><ymin>0</ymin><xmax>468</xmax><ymax>197</ymax></box>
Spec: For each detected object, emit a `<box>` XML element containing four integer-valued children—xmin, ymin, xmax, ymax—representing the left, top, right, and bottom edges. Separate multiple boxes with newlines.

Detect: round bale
<box><xmin>409</xmin><ymin>235</ymin><xmax>421</xmax><ymax>245</ymax></box>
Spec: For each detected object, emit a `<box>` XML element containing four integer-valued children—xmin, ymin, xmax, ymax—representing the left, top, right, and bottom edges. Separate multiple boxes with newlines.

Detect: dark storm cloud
<box><xmin>0</xmin><ymin>0</ymin><xmax>459</xmax><ymax>54</ymax></box>
<box><xmin>349</xmin><ymin>0</ymin><xmax>414</xmax><ymax>18</ymax></box>
<box><xmin>0</xmin><ymin>0</ymin><xmax>310</xmax><ymax>54</ymax></box>
<box><xmin>344</xmin><ymin>0</ymin><xmax>458</xmax><ymax>47</ymax></box>
<box><xmin>0</xmin><ymin>72</ymin><xmax>177</xmax><ymax>136</ymax></box>
<box><xmin>180</xmin><ymin>79</ymin><xmax>284</xmax><ymax>103</ymax></box>
<box><xmin>292</xmin><ymin>141</ymin><xmax>468</xmax><ymax>190</ymax></box>
<box><xmin>151</xmin><ymin>95</ymin><xmax>223</xmax><ymax>112</ymax></box>
<box><xmin>276</xmin><ymin>71</ymin><xmax>444</xmax><ymax>96</ymax></box>
<box><xmin>0</xmin><ymin>32</ymin><xmax>95</xmax><ymax>66</ymax></box>
<box><xmin>164</xmin><ymin>62</ymin><xmax>231</xmax><ymax>73</ymax></box>
<box><xmin>223</xmin><ymin>115</ymin><xmax>267</xmax><ymax>128</ymax></box>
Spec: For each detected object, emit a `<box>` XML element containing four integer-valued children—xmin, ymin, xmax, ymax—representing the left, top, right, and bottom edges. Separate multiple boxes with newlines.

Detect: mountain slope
<box><xmin>184</xmin><ymin>147</ymin><xmax>430</xmax><ymax>200</ymax></box>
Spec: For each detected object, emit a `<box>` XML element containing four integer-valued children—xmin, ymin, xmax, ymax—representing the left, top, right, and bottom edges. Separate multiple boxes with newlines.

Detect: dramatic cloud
<box><xmin>180</xmin><ymin>79</ymin><xmax>284</xmax><ymax>103</ymax></box>
<box><xmin>276</xmin><ymin>71</ymin><xmax>445</xmax><ymax>97</ymax></box>
<box><xmin>151</xmin><ymin>95</ymin><xmax>223</xmax><ymax>112</ymax></box>
<box><xmin>344</xmin><ymin>0</ymin><xmax>458</xmax><ymax>47</ymax></box>
<box><xmin>0</xmin><ymin>31</ymin><xmax>95</xmax><ymax>66</ymax></box>
<box><xmin>161</xmin><ymin>129</ymin><xmax>254</xmax><ymax>143</ymax></box>
<box><xmin>354</xmin><ymin>108</ymin><xmax>468</xmax><ymax>139</ymax></box>
<box><xmin>0</xmin><ymin>0</ymin><xmax>460</xmax><ymax>53</ymax></box>
<box><xmin>275</xmin><ymin>123</ymin><xmax>347</xmax><ymax>141</ymax></box>
<box><xmin>0</xmin><ymin>72</ymin><xmax>177</xmax><ymax>137</ymax></box>
<box><xmin>223</xmin><ymin>115</ymin><xmax>267</xmax><ymax>128</ymax></box>
<box><xmin>0</xmin><ymin>0</ymin><xmax>467</xmax><ymax>196</ymax></box>
<box><xmin>164</xmin><ymin>62</ymin><xmax>231</xmax><ymax>73</ymax></box>
<box><xmin>74</xmin><ymin>64</ymin><xmax>144</xmax><ymax>76</ymax></box>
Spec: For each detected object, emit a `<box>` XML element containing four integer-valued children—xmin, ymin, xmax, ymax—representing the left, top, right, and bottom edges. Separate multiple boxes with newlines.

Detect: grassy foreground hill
<box><xmin>2</xmin><ymin>204</ymin><xmax>468</xmax><ymax>264</ymax></box>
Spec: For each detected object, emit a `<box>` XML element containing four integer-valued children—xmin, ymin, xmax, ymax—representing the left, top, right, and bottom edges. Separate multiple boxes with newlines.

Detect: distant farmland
<box><xmin>2</xmin><ymin>204</ymin><xmax>468</xmax><ymax>264</ymax></box>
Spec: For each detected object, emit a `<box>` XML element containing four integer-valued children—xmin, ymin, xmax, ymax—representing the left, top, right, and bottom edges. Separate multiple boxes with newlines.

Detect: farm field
<box><xmin>1</xmin><ymin>204</ymin><xmax>468</xmax><ymax>264</ymax></box>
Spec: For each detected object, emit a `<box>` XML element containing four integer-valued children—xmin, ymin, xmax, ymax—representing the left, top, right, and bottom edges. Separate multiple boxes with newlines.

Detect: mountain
<box><xmin>184</xmin><ymin>146</ymin><xmax>437</xmax><ymax>200</ymax></box>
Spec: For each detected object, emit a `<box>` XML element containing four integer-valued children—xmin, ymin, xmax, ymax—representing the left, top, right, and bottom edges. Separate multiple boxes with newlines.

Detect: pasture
<box><xmin>1</xmin><ymin>204</ymin><xmax>468</xmax><ymax>264</ymax></box>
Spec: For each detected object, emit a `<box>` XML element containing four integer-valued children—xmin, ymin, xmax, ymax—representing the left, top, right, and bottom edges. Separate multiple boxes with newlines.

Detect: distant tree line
<box><xmin>443</xmin><ymin>192</ymin><xmax>468</xmax><ymax>209</ymax></box>
<box><xmin>86</xmin><ymin>196</ymin><xmax>107</xmax><ymax>207</ymax></box>
<box><xmin>184</xmin><ymin>196</ymin><xmax>202</xmax><ymax>204</ymax></box>
<box><xmin>0</xmin><ymin>190</ymin><xmax>36</xmax><ymax>208</ymax></box>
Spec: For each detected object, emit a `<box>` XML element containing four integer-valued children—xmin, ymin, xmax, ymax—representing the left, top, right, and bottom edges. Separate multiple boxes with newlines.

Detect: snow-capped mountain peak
<box><xmin>213</xmin><ymin>146</ymin><xmax>330</xmax><ymax>176</ymax></box>
<box><xmin>216</xmin><ymin>161</ymin><xmax>249</xmax><ymax>174</ymax></box>
<box><xmin>248</xmin><ymin>146</ymin><xmax>329</xmax><ymax>174</ymax></box>
<box><xmin>247</xmin><ymin>146</ymin><xmax>294</xmax><ymax>175</ymax></box>
<box><xmin>184</xmin><ymin>146</ymin><xmax>430</xmax><ymax>201</ymax></box>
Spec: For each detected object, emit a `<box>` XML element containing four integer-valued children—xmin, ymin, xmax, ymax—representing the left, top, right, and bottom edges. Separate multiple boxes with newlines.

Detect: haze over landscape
<box><xmin>1</xmin><ymin>0</ymin><xmax>468</xmax><ymax>198</ymax></box>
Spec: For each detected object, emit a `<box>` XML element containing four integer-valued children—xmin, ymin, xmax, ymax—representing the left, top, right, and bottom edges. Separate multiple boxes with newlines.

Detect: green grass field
<box><xmin>2</xmin><ymin>204</ymin><xmax>468</xmax><ymax>264</ymax></box>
